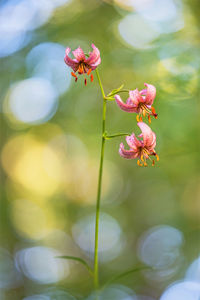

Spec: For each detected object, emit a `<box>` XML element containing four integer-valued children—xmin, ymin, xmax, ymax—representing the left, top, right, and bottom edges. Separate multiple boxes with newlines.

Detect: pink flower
<box><xmin>64</xmin><ymin>44</ymin><xmax>101</xmax><ymax>85</ymax></box>
<box><xmin>115</xmin><ymin>83</ymin><xmax>157</xmax><ymax>123</ymax></box>
<box><xmin>119</xmin><ymin>122</ymin><xmax>159</xmax><ymax>166</ymax></box>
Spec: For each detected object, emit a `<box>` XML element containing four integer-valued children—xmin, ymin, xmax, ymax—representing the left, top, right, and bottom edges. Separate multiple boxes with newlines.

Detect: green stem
<box><xmin>104</xmin><ymin>133</ymin><xmax>130</xmax><ymax>139</ymax></box>
<box><xmin>94</xmin><ymin>69</ymin><xmax>107</xmax><ymax>290</ymax></box>
<box><xmin>115</xmin><ymin>89</ymin><xmax>130</xmax><ymax>94</ymax></box>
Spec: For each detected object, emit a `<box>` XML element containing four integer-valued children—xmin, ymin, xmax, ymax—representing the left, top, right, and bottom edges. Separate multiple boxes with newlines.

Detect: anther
<box><xmin>84</xmin><ymin>78</ymin><xmax>87</xmax><ymax>86</ymax></box>
<box><xmin>71</xmin><ymin>72</ymin><xmax>77</xmax><ymax>78</ymax></box>
<box><xmin>152</xmin><ymin>160</ymin><xmax>155</xmax><ymax>166</ymax></box>
<box><xmin>151</xmin><ymin>107</ymin><xmax>158</xmax><ymax>119</ymax></box>
<box><xmin>90</xmin><ymin>74</ymin><xmax>94</xmax><ymax>82</ymax></box>
<box><xmin>75</xmin><ymin>77</ymin><xmax>78</xmax><ymax>82</ymax></box>
<box><xmin>148</xmin><ymin>115</ymin><xmax>151</xmax><ymax>123</ymax></box>
<box><xmin>136</xmin><ymin>115</ymin><xmax>140</xmax><ymax>122</ymax></box>
<box><xmin>156</xmin><ymin>154</ymin><xmax>159</xmax><ymax>161</ymax></box>
<box><xmin>140</xmin><ymin>116</ymin><xmax>143</xmax><ymax>122</ymax></box>
<box><xmin>143</xmin><ymin>110</ymin><xmax>146</xmax><ymax>117</ymax></box>
<box><xmin>87</xmin><ymin>69</ymin><xmax>92</xmax><ymax>76</ymax></box>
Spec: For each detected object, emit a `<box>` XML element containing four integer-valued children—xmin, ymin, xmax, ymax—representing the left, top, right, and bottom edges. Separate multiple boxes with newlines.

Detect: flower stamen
<box><xmin>87</xmin><ymin>68</ymin><xmax>92</xmax><ymax>76</ymax></box>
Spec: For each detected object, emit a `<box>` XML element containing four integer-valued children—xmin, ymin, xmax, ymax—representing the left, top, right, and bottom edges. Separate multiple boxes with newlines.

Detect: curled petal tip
<box><xmin>65</xmin><ymin>47</ymin><xmax>71</xmax><ymax>55</ymax></box>
<box><xmin>137</xmin><ymin>122</ymin><xmax>156</xmax><ymax>148</ymax></box>
<box><xmin>119</xmin><ymin>143</ymin><xmax>138</xmax><ymax>159</ymax></box>
<box><xmin>115</xmin><ymin>94</ymin><xmax>137</xmax><ymax>113</ymax></box>
<box><xmin>143</xmin><ymin>83</ymin><xmax>156</xmax><ymax>105</ymax></box>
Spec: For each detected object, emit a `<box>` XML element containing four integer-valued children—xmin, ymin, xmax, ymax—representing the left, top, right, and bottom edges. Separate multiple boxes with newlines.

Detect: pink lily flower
<box><xmin>64</xmin><ymin>44</ymin><xmax>101</xmax><ymax>85</ymax></box>
<box><xmin>115</xmin><ymin>83</ymin><xmax>157</xmax><ymax>123</ymax></box>
<box><xmin>119</xmin><ymin>122</ymin><xmax>159</xmax><ymax>166</ymax></box>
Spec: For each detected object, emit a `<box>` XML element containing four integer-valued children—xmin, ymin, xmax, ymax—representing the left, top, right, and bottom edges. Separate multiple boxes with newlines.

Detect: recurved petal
<box><xmin>144</xmin><ymin>83</ymin><xmax>156</xmax><ymax>105</ymax></box>
<box><xmin>129</xmin><ymin>89</ymin><xmax>145</xmax><ymax>105</ymax></box>
<box><xmin>119</xmin><ymin>143</ymin><xmax>138</xmax><ymax>159</ymax></box>
<box><xmin>148</xmin><ymin>131</ymin><xmax>156</xmax><ymax>151</ymax></box>
<box><xmin>137</xmin><ymin>122</ymin><xmax>156</xmax><ymax>148</ymax></box>
<box><xmin>64</xmin><ymin>47</ymin><xmax>79</xmax><ymax>72</ymax></box>
<box><xmin>90</xmin><ymin>57</ymin><xmax>101</xmax><ymax>70</ymax></box>
<box><xmin>126</xmin><ymin>134</ymin><xmax>141</xmax><ymax>150</ymax></box>
<box><xmin>115</xmin><ymin>95</ymin><xmax>138</xmax><ymax>113</ymax></box>
<box><xmin>72</xmin><ymin>47</ymin><xmax>86</xmax><ymax>61</ymax></box>
<box><xmin>140</xmin><ymin>89</ymin><xmax>147</xmax><ymax>96</ymax></box>
<box><xmin>85</xmin><ymin>44</ymin><xmax>101</xmax><ymax>67</ymax></box>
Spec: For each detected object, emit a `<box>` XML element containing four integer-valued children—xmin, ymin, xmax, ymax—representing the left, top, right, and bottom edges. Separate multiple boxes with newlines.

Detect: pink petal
<box><xmin>148</xmin><ymin>132</ymin><xmax>156</xmax><ymax>151</ymax></box>
<box><xmin>119</xmin><ymin>143</ymin><xmax>138</xmax><ymax>159</ymax></box>
<box><xmin>64</xmin><ymin>47</ymin><xmax>79</xmax><ymax>72</ymax></box>
<box><xmin>115</xmin><ymin>95</ymin><xmax>138</xmax><ymax>113</ymax></box>
<box><xmin>126</xmin><ymin>134</ymin><xmax>141</xmax><ymax>150</ymax></box>
<box><xmin>90</xmin><ymin>57</ymin><xmax>101</xmax><ymax>70</ymax></box>
<box><xmin>144</xmin><ymin>83</ymin><xmax>156</xmax><ymax>105</ymax></box>
<box><xmin>140</xmin><ymin>89</ymin><xmax>147</xmax><ymax>96</ymax></box>
<box><xmin>137</xmin><ymin>122</ymin><xmax>156</xmax><ymax>148</ymax></box>
<box><xmin>85</xmin><ymin>44</ymin><xmax>101</xmax><ymax>68</ymax></box>
<box><xmin>129</xmin><ymin>89</ymin><xmax>145</xmax><ymax>105</ymax></box>
<box><xmin>72</xmin><ymin>47</ymin><xmax>86</xmax><ymax>61</ymax></box>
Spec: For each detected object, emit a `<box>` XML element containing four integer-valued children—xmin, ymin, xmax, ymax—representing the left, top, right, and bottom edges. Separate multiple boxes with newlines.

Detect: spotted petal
<box><xmin>126</xmin><ymin>134</ymin><xmax>141</xmax><ymax>151</ymax></box>
<box><xmin>64</xmin><ymin>47</ymin><xmax>79</xmax><ymax>72</ymax></box>
<box><xmin>119</xmin><ymin>143</ymin><xmax>138</xmax><ymax>159</ymax></box>
<box><xmin>115</xmin><ymin>95</ymin><xmax>138</xmax><ymax>113</ymax></box>
<box><xmin>144</xmin><ymin>83</ymin><xmax>156</xmax><ymax>105</ymax></box>
<box><xmin>72</xmin><ymin>47</ymin><xmax>86</xmax><ymax>61</ymax></box>
<box><xmin>148</xmin><ymin>132</ymin><xmax>156</xmax><ymax>151</ymax></box>
<box><xmin>129</xmin><ymin>89</ymin><xmax>145</xmax><ymax>106</ymax></box>
<box><xmin>137</xmin><ymin>122</ymin><xmax>156</xmax><ymax>148</ymax></box>
<box><xmin>85</xmin><ymin>44</ymin><xmax>101</xmax><ymax>69</ymax></box>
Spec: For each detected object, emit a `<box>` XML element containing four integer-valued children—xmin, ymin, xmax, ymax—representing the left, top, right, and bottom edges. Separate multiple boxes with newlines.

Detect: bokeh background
<box><xmin>0</xmin><ymin>0</ymin><xmax>200</xmax><ymax>299</ymax></box>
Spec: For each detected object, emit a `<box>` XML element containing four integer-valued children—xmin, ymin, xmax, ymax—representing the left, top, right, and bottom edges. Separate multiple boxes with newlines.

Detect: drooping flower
<box><xmin>64</xmin><ymin>44</ymin><xmax>101</xmax><ymax>85</ymax></box>
<box><xmin>115</xmin><ymin>83</ymin><xmax>157</xmax><ymax>123</ymax></box>
<box><xmin>119</xmin><ymin>122</ymin><xmax>159</xmax><ymax>166</ymax></box>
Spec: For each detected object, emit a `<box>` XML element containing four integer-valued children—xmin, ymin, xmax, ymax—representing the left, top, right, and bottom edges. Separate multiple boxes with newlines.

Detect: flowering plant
<box><xmin>59</xmin><ymin>43</ymin><xmax>159</xmax><ymax>296</ymax></box>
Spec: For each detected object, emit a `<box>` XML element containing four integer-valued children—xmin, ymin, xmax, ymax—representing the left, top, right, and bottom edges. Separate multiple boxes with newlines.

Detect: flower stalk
<box><xmin>94</xmin><ymin>69</ymin><xmax>106</xmax><ymax>289</ymax></box>
<box><xmin>64</xmin><ymin>43</ymin><xmax>159</xmax><ymax>294</ymax></box>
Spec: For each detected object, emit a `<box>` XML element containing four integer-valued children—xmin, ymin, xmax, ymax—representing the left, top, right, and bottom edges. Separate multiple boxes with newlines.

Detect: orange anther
<box><xmin>144</xmin><ymin>162</ymin><xmax>147</xmax><ymax>167</ymax></box>
<box><xmin>151</xmin><ymin>106</ymin><xmax>158</xmax><ymax>119</ymax></box>
<box><xmin>136</xmin><ymin>115</ymin><xmax>140</xmax><ymax>122</ymax></box>
<box><xmin>140</xmin><ymin>116</ymin><xmax>143</xmax><ymax>122</ymax></box>
<box><xmin>152</xmin><ymin>160</ymin><xmax>155</xmax><ymax>166</ymax></box>
<box><xmin>71</xmin><ymin>72</ymin><xmax>77</xmax><ymax>78</ymax></box>
<box><xmin>87</xmin><ymin>69</ymin><xmax>92</xmax><ymax>76</ymax></box>
<box><xmin>148</xmin><ymin>115</ymin><xmax>151</xmax><ymax>123</ymax></box>
<box><xmin>137</xmin><ymin>160</ymin><xmax>142</xmax><ymax>166</ymax></box>
<box><xmin>151</xmin><ymin>106</ymin><xmax>156</xmax><ymax>114</ymax></box>
<box><xmin>143</xmin><ymin>110</ymin><xmax>146</xmax><ymax>117</ymax></box>
<box><xmin>75</xmin><ymin>77</ymin><xmax>78</xmax><ymax>82</ymax></box>
<box><xmin>156</xmin><ymin>154</ymin><xmax>159</xmax><ymax>161</ymax></box>
<box><xmin>90</xmin><ymin>74</ymin><xmax>94</xmax><ymax>82</ymax></box>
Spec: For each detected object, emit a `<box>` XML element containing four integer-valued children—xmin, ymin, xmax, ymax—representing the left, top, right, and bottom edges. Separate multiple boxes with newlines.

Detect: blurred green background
<box><xmin>0</xmin><ymin>0</ymin><xmax>200</xmax><ymax>299</ymax></box>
